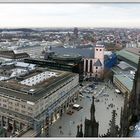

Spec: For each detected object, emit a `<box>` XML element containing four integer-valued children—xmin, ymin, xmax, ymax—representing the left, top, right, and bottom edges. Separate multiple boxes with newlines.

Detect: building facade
<box><xmin>0</xmin><ymin>50</ymin><xmax>29</xmax><ymax>61</ymax></box>
<box><xmin>83</xmin><ymin>45</ymin><xmax>104</xmax><ymax>78</ymax></box>
<box><xmin>113</xmin><ymin>75</ymin><xmax>133</xmax><ymax>96</ymax></box>
<box><xmin>120</xmin><ymin>57</ymin><xmax>140</xmax><ymax>137</ymax></box>
<box><xmin>0</xmin><ymin>65</ymin><xmax>79</xmax><ymax>137</ymax></box>
<box><xmin>45</xmin><ymin>45</ymin><xmax>104</xmax><ymax>79</ymax></box>
<box><xmin>112</xmin><ymin>61</ymin><xmax>136</xmax><ymax>96</ymax></box>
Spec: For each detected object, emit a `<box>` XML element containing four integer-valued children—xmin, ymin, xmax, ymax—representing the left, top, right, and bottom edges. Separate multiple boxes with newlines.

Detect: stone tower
<box><xmin>84</xmin><ymin>96</ymin><xmax>99</xmax><ymax>137</ymax></box>
<box><xmin>129</xmin><ymin>57</ymin><xmax>140</xmax><ymax>121</ymax></box>
<box><xmin>94</xmin><ymin>45</ymin><xmax>104</xmax><ymax>66</ymax></box>
<box><xmin>120</xmin><ymin>56</ymin><xmax>140</xmax><ymax>137</ymax></box>
<box><xmin>94</xmin><ymin>45</ymin><xmax>104</xmax><ymax>78</ymax></box>
<box><xmin>76</xmin><ymin>96</ymin><xmax>99</xmax><ymax>137</ymax></box>
<box><xmin>120</xmin><ymin>93</ymin><xmax>130</xmax><ymax>137</ymax></box>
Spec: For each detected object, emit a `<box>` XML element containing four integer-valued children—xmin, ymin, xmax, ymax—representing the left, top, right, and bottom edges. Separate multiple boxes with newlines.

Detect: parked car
<box><xmin>66</xmin><ymin>110</ymin><xmax>74</xmax><ymax>115</ymax></box>
<box><xmin>102</xmin><ymin>93</ymin><xmax>109</xmax><ymax>97</ymax></box>
<box><xmin>77</xmin><ymin>106</ymin><xmax>83</xmax><ymax>111</ymax></box>
<box><xmin>86</xmin><ymin>95</ymin><xmax>90</xmax><ymax>98</ymax></box>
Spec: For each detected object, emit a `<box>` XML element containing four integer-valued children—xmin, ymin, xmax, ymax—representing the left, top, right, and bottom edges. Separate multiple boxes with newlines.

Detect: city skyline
<box><xmin>0</xmin><ymin>4</ymin><xmax>140</xmax><ymax>28</ymax></box>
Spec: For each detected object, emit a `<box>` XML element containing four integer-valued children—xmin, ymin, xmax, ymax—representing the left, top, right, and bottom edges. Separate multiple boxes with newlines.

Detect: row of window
<box><xmin>0</xmin><ymin>101</ymin><xmax>33</xmax><ymax>110</ymax></box>
<box><xmin>9</xmin><ymin>106</ymin><xmax>33</xmax><ymax>115</ymax></box>
<box><xmin>85</xmin><ymin>60</ymin><xmax>99</xmax><ymax>72</ymax></box>
<box><xmin>35</xmin><ymin>78</ymin><xmax>77</xmax><ymax>115</ymax></box>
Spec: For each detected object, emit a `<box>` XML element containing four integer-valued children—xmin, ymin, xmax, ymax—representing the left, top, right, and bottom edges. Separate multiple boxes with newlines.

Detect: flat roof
<box><xmin>51</xmin><ymin>47</ymin><xmax>95</xmax><ymax>58</ymax></box>
<box><xmin>114</xmin><ymin>74</ymin><xmax>133</xmax><ymax>92</ymax></box>
<box><xmin>112</xmin><ymin>66</ymin><xmax>135</xmax><ymax>75</ymax></box>
<box><xmin>124</xmin><ymin>48</ymin><xmax>140</xmax><ymax>56</ymax></box>
<box><xmin>117</xmin><ymin>61</ymin><xmax>131</xmax><ymax>70</ymax></box>
<box><xmin>0</xmin><ymin>70</ymin><xmax>77</xmax><ymax>102</ymax></box>
<box><xmin>116</xmin><ymin>50</ymin><xmax>139</xmax><ymax>65</ymax></box>
<box><xmin>51</xmin><ymin>53</ymin><xmax>82</xmax><ymax>61</ymax></box>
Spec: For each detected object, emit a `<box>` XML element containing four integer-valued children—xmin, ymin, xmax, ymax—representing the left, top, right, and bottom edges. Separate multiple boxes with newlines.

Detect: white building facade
<box><xmin>0</xmin><ymin>72</ymin><xmax>79</xmax><ymax>137</ymax></box>
<box><xmin>83</xmin><ymin>45</ymin><xmax>104</xmax><ymax>78</ymax></box>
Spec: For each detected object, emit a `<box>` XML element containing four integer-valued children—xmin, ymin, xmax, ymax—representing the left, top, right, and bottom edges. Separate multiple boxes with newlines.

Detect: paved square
<box><xmin>49</xmin><ymin>81</ymin><xmax>124</xmax><ymax>137</ymax></box>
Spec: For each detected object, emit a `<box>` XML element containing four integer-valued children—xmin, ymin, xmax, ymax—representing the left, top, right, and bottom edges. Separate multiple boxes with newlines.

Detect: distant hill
<box><xmin>0</xmin><ymin>28</ymin><xmax>37</xmax><ymax>32</ymax></box>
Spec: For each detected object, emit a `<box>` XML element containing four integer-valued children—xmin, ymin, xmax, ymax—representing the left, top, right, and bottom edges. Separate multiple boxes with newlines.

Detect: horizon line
<box><xmin>0</xmin><ymin>26</ymin><xmax>140</xmax><ymax>29</ymax></box>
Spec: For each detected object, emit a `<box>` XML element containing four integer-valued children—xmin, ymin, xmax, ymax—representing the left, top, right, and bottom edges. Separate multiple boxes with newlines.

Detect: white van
<box><xmin>115</xmin><ymin>89</ymin><xmax>121</xmax><ymax>94</ymax></box>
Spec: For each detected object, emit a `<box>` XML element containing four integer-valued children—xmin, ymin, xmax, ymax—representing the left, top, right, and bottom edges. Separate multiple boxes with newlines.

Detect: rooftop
<box><xmin>124</xmin><ymin>48</ymin><xmax>140</xmax><ymax>56</ymax></box>
<box><xmin>0</xmin><ymin>68</ymin><xmax>77</xmax><ymax>102</ymax></box>
<box><xmin>116</xmin><ymin>50</ymin><xmax>139</xmax><ymax>66</ymax></box>
<box><xmin>0</xmin><ymin>50</ymin><xmax>29</xmax><ymax>59</ymax></box>
<box><xmin>50</xmin><ymin>47</ymin><xmax>95</xmax><ymax>58</ymax></box>
<box><xmin>111</xmin><ymin>61</ymin><xmax>136</xmax><ymax>82</ymax></box>
<box><xmin>114</xmin><ymin>74</ymin><xmax>133</xmax><ymax>92</ymax></box>
<box><xmin>0</xmin><ymin>62</ymin><xmax>36</xmax><ymax>81</ymax></box>
<box><xmin>51</xmin><ymin>53</ymin><xmax>82</xmax><ymax>61</ymax></box>
<box><xmin>94</xmin><ymin>59</ymin><xmax>102</xmax><ymax>67</ymax></box>
<box><xmin>117</xmin><ymin>61</ymin><xmax>135</xmax><ymax>71</ymax></box>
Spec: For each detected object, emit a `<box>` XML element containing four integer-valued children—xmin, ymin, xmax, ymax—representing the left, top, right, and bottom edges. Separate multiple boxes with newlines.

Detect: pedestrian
<box><xmin>61</xmin><ymin>131</ymin><xmax>64</xmax><ymax>135</ymax></box>
<box><xmin>60</xmin><ymin>130</ymin><xmax>63</xmax><ymax>135</ymax></box>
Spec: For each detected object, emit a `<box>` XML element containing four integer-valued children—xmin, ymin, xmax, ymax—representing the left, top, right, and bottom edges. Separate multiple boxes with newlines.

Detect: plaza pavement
<box><xmin>49</xmin><ymin>81</ymin><xmax>124</xmax><ymax>137</ymax></box>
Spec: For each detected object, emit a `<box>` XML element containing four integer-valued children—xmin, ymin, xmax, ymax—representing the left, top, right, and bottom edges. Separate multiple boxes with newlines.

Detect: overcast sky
<box><xmin>0</xmin><ymin>4</ymin><xmax>140</xmax><ymax>28</ymax></box>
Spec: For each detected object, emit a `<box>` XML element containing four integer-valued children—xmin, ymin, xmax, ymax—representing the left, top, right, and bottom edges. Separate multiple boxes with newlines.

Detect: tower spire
<box><xmin>77</xmin><ymin>95</ymin><xmax>99</xmax><ymax>137</ymax></box>
<box><xmin>90</xmin><ymin>96</ymin><xmax>96</xmax><ymax>122</ymax></box>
